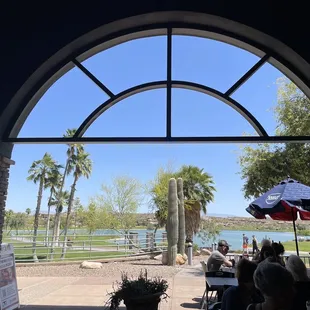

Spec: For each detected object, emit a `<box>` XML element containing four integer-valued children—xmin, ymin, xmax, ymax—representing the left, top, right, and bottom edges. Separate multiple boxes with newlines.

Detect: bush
<box><xmin>193</xmin><ymin>243</ymin><xmax>199</xmax><ymax>252</ymax></box>
<box><xmin>107</xmin><ymin>270</ymin><xmax>168</xmax><ymax>310</ymax></box>
<box><xmin>146</xmin><ymin>223</ymin><xmax>155</xmax><ymax>231</ymax></box>
<box><xmin>298</xmin><ymin>230</ymin><xmax>310</xmax><ymax>236</ymax></box>
<box><xmin>297</xmin><ymin>224</ymin><xmax>307</xmax><ymax>231</ymax></box>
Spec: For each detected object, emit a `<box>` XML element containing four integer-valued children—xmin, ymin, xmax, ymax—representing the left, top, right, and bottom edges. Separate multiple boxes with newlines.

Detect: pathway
<box><xmin>17</xmin><ymin>264</ymin><xmax>310</xmax><ymax>310</ymax></box>
<box><xmin>17</xmin><ymin>263</ymin><xmax>205</xmax><ymax>310</ymax></box>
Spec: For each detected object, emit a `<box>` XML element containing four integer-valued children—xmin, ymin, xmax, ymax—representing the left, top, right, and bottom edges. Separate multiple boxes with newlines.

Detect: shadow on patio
<box><xmin>177</xmin><ymin>297</ymin><xmax>201</xmax><ymax>309</ymax></box>
<box><xmin>20</xmin><ymin>307</ymin><xmax>125</xmax><ymax>310</ymax></box>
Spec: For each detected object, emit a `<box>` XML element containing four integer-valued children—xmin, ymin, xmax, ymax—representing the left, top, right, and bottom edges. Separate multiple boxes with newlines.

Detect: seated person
<box><xmin>207</xmin><ymin>240</ymin><xmax>234</xmax><ymax>271</ymax></box>
<box><xmin>222</xmin><ymin>259</ymin><xmax>264</xmax><ymax>310</ymax></box>
<box><xmin>271</xmin><ymin>242</ymin><xmax>285</xmax><ymax>266</ymax></box>
<box><xmin>253</xmin><ymin>239</ymin><xmax>271</xmax><ymax>261</ymax></box>
<box><xmin>254</xmin><ymin>245</ymin><xmax>276</xmax><ymax>264</ymax></box>
<box><xmin>247</xmin><ymin>261</ymin><xmax>295</xmax><ymax>310</ymax></box>
<box><xmin>286</xmin><ymin>254</ymin><xmax>310</xmax><ymax>310</ymax></box>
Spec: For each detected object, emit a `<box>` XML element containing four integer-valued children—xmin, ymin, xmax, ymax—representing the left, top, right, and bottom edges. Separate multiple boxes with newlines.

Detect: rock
<box><xmin>154</xmin><ymin>254</ymin><xmax>162</xmax><ymax>261</ymax></box>
<box><xmin>194</xmin><ymin>250</ymin><xmax>201</xmax><ymax>256</ymax></box>
<box><xmin>201</xmin><ymin>249</ymin><xmax>211</xmax><ymax>256</ymax></box>
<box><xmin>176</xmin><ymin>254</ymin><xmax>186</xmax><ymax>265</ymax></box>
<box><xmin>80</xmin><ymin>261</ymin><xmax>102</xmax><ymax>269</ymax></box>
<box><xmin>162</xmin><ymin>251</ymin><xmax>168</xmax><ymax>265</ymax></box>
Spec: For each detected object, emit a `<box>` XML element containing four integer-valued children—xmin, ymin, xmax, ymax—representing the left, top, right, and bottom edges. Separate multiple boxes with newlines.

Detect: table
<box><xmin>220</xmin><ymin>267</ymin><xmax>236</xmax><ymax>273</ymax></box>
<box><xmin>206</xmin><ymin>277</ymin><xmax>238</xmax><ymax>287</ymax></box>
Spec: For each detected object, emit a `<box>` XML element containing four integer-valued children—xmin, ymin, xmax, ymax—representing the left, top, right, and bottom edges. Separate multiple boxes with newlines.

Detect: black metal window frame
<box><xmin>4</xmin><ymin>27</ymin><xmax>310</xmax><ymax>144</ymax></box>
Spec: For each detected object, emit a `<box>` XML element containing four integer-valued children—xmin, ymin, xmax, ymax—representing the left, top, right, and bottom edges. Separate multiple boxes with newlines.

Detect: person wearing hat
<box><xmin>252</xmin><ymin>235</ymin><xmax>259</xmax><ymax>255</ymax></box>
<box><xmin>207</xmin><ymin>240</ymin><xmax>234</xmax><ymax>271</ymax></box>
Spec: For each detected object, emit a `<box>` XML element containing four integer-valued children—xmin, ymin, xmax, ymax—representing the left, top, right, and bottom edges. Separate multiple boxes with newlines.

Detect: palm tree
<box><xmin>177</xmin><ymin>165</ymin><xmax>216</xmax><ymax>242</ymax></box>
<box><xmin>61</xmin><ymin>150</ymin><xmax>92</xmax><ymax>258</ymax></box>
<box><xmin>72</xmin><ymin>198</ymin><xmax>83</xmax><ymax>234</ymax></box>
<box><xmin>27</xmin><ymin>153</ymin><xmax>58</xmax><ymax>262</ymax></box>
<box><xmin>49</xmin><ymin>189</ymin><xmax>70</xmax><ymax>259</ymax></box>
<box><xmin>52</xmin><ymin>128</ymin><xmax>84</xmax><ymax>247</ymax></box>
<box><xmin>44</xmin><ymin>166</ymin><xmax>62</xmax><ymax>246</ymax></box>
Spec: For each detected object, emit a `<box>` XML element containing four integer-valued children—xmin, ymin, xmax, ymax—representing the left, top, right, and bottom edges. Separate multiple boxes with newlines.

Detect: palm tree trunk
<box><xmin>45</xmin><ymin>190</ymin><xmax>53</xmax><ymax>246</ymax></box>
<box><xmin>52</xmin><ymin>158</ymin><xmax>69</xmax><ymax>252</ymax></box>
<box><xmin>61</xmin><ymin>174</ymin><xmax>78</xmax><ymax>259</ymax></box>
<box><xmin>33</xmin><ymin>177</ymin><xmax>44</xmax><ymax>262</ymax></box>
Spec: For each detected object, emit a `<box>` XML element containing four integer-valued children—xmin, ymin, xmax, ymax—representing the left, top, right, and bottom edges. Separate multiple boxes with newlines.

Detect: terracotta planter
<box><xmin>124</xmin><ymin>293</ymin><xmax>162</xmax><ymax>310</ymax></box>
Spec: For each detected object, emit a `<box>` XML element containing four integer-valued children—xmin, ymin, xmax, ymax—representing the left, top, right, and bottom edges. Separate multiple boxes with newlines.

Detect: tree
<box><xmin>25</xmin><ymin>208</ymin><xmax>31</xmax><ymax>216</ymax></box>
<box><xmin>44</xmin><ymin>162</ymin><xmax>63</xmax><ymax>245</ymax></box>
<box><xmin>9</xmin><ymin>213</ymin><xmax>27</xmax><ymax>235</ymax></box>
<box><xmin>72</xmin><ymin>198</ymin><xmax>84</xmax><ymax>233</ymax></box>
<box><xmin>4</xmin><ymin>209</ymin><xmax>14</xmax><ymax>232</ymax></box>
<box><xmin>198</xmin><ymin>218</ymin><xmax>221</xmax><ymax>244</ymax></box>
<box><xmin>61</xmin><ymin>149</ymin><xmax>92</xmax><ymax>258</ymax></box>
<box><xmin>48</xmin><ymin>189</ymin><xmax>70</xmax><ymax>260</ymax></box>
<box><xmin>52</xmin><ymin>128</ymin><xmax>84</xmax><ymax>248</ymax></box>
<box><xmin>84</xmin><ymin>202</ymin><xmax>101</xmax><ymax>235</ymax></box>
<box><xmin>150</xmin><ymin>165</ymin><xmax>216</xmax><ymax>242</ymax></box>
<box><xmin>275</xmin><ymin>77</ymin><xmax>310</xmax><ymax>136</ymax></box>
<box><xmin>50</xmin><ymin>190</ymin><xmax>70</xmax><ymax>246</ymax></box>
<box><xmin>27</xmin><ymin>153</ymin><xmax>59</xmax><ymax>262</ymax></box>
<box><xmin>149</xmin><ymin>165</ymin><xmax>176</xmax><ymax>234</ymax></box>
<box><xmin>176</xmin><ymin>165</ymin><xmax>216</xmax><ymax>214</ymax></box>
<box><xmin>239</xmin><ymin>79</ymin><xmax>310</xmax><ymax>199</ymax></box>
<box><xmin>97</xmin><ymin>176</ymin><xmax>141</xmax><ymax>233</ymax></box>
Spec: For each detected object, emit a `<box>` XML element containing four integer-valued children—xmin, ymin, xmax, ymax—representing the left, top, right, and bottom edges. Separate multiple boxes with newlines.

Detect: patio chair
<box><xmin>209</xmin><ymin>302</ymin><xmax>222</xmax><ymax>310</ymax></box>
<box><xmin>200</xmin><ymin>261</ymin><xmax>208</xmax><ymax>306</ymax></box>
<box><xmin>201</xmin><ymin>268</ymin><xmax>235</xmax><ymax>310</ymax></box>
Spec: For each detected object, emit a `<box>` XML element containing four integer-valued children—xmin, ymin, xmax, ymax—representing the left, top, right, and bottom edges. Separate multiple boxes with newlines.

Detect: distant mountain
<box><xmin>207</xmin><ymin>213</ymin><xmax>242</xmax><ymax>218</ymax></box>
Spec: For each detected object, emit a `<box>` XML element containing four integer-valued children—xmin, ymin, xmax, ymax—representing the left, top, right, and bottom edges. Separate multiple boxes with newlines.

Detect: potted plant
<box><xmin>107</xmin><ymin>270</ymin><xmax>169</xmax><ymax>310</ymax></box>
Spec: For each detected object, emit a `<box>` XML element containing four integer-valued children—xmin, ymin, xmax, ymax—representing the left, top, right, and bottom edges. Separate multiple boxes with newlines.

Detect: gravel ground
<box><xmin>16</xmin><ymin>256</ymin><xmax>205</xmax><ymax>278</ymax></box>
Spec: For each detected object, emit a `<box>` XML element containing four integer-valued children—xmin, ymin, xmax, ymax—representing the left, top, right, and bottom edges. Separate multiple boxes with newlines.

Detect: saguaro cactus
<box><xmin>177</xmin><ymin>178</ymin><xmax>185</xmax><ymax>255</ymax></box>
<box><xmin>167</xmin><ymin>178</ymin><xmax>178</xmax><ymax>266</ymax></box>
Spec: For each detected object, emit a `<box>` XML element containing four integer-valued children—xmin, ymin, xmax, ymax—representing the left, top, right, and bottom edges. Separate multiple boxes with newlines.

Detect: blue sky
<box><xmin>7</xmin><ymin>35</ymin><xmax>283</xmax><ymax>216</ymax></box>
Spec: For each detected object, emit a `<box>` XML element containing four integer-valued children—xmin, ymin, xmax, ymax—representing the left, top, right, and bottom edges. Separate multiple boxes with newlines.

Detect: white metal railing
<box><xmin>4</xmin><ymin>232</ymin><xmax>168</xmax><ymax>263</ymax></box>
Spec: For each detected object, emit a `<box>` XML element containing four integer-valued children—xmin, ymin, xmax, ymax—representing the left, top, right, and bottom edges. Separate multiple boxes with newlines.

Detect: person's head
<box><xmin>217</xmin><ymin>240</ymin><xmax>229</xmax><ymax>255</ymax></box>
<box><xmin>272</xmin><ymin>242</ymin><xmax>285</xmax><ymax>257</ymax></box>
<box><xmin>243</xmin><ymin>233</ymin><xmax>245</xmax><ymax>236</ymax></box>
<box><xmin>236</xmin><ymin>258</ymin><xmax>257</xmax><ymax>287</ymax></box>
<box><xmin>254</xmin><ymin>261</ymin><xmax>295</xmax><ymax>305</ymax></box>
<box><xmin>258</xmin><ymin>245</ymin><xmax>276</xmax><ymax>263</ymax></box>
<box><xmin>286</xmin><ymin>254</ymin><xmax>309</xmax><ymax>282</ymax></box>
<box><xmin>261</xmin><ymin>238</ymin><xmax>272</xmax><ymax>247</ymax></box>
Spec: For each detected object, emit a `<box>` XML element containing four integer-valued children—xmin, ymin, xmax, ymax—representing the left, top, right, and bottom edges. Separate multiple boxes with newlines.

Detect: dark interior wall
<box><xmin>0</xmin><ymin>1</ymin><xmax>309</xmax><ymax>150</ymax></box>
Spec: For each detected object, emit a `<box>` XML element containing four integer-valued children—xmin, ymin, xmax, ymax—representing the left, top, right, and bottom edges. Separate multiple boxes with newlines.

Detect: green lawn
<box><xmin>14</xmin><ymin>248</ymin><xmax>127</xmax><ymax>263</ymax></box>
<box><xmin>7</xmin><ymin>234</ymin><xmax>123</xmax><ymax>248</ymax></box>
<box><xmin>3</xmin><ymin>236</ymin><xmax>129</xmax><ymax>263</ymax></box>
<box><xmin>282</xmin><ymin>241</ymin><xmax>310</xmax><ymax>252</ymax></box>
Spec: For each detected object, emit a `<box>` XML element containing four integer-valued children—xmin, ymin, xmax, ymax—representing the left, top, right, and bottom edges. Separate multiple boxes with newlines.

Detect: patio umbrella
<box><xmin>246</xmin><ymin>178</ymin><xmax>310</xmax><ymax>256</ymax></box>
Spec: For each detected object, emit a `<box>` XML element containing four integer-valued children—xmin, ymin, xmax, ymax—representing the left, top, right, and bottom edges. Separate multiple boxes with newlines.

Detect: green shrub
<box><xmin>193</xmin><ymin>243</ymin><xmax>199</xmax><ymax>252</ymax></box>
<box><xmin>146</xmin><ymin>223</ymin><xmax>155</xmax><ymax>230</ymax></box>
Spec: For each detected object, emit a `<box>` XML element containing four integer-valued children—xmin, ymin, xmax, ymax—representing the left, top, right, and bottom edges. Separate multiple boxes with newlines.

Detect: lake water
<box><xmin>203</xmin><ymin>230</ymin><xmax>296</xmax><ymax>250</ymax></box>
<box><xmin>89</xmin><ymin>229</ymin><xmax>296</xmax><ymax>250</ymax></box>
<box><xmin>24</xmin><ymin>228</ymin><xmax>297</xmax><ymax>250</ymax></box>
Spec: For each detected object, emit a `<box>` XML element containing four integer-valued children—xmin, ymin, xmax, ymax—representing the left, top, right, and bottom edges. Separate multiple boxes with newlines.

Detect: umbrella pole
<box><xmin>291</xmin><ymin>208</ymin><xmax>299</xmax><ymax>256</ymax></box>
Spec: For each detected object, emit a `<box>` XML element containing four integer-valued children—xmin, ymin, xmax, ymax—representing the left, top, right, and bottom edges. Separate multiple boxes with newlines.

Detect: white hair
<box><xmin>261</xmin><ymin>239</ymin><xmax>271</xmax><ymax>247</ymax></box>
<box><xmin>254</xmin><ymin>261</ymin><xmax>294</xmax><ymax>297</ymax></box>
<box><xmin>286</xmin><ymin>254</ymin><xmax>309</xmax><ymax>282</ymax></box>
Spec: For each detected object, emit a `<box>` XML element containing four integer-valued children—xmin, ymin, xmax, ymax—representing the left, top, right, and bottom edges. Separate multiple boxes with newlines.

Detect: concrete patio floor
<box><xmin>18</xmin><ymin>263</ymin><xmax>205</xmax><ymax>310</ymax></box>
